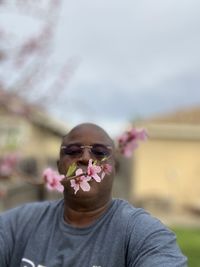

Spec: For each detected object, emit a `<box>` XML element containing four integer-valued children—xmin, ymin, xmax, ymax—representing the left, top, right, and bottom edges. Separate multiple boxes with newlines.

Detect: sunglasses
<box><xmin>60</xmin><ymin>144</ymin><xmax>112</xmax><ymax>159</ymax></box>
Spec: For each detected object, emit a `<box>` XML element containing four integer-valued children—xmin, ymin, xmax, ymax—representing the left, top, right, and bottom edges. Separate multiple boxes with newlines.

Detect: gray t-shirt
<box><xmin>0</xmin><ymin>199</ymin><xmax>187</xmax><ymax>267</ymax></box>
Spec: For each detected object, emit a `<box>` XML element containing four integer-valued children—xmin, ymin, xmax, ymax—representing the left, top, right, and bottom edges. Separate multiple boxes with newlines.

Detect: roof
<box><xmin>0</xmin><ymin>88</ymin><xmax>68</xmax><ymax>136</ymax></box>
<box><xmin>135</xmin><ymin>106</ymin><xmax>200</xmax><ymax>140</ymax></box>
<box><xmin>145</xmin><ymin>106</ymin><xmax>200</xmax><ymax>125</ymax></box>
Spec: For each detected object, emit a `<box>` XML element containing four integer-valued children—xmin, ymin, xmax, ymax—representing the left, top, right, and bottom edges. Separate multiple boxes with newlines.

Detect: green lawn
<box><xmin>172</xmin><ymin>227</ymin><xmax>200</xmax><ymax>267</ymax></box>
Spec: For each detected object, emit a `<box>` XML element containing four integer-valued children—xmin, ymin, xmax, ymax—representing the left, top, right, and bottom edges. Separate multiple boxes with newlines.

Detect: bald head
<box><xmin>62</xmin><ymin>123</ymin><xmax>114</xmax><ymax>148</ymax></box>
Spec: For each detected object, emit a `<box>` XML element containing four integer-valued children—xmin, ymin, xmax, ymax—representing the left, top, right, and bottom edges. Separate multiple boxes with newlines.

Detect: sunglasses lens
<box><xmin>62</xmin><ymin>145</ymin><xmax>82</xmax><ymax>156</ymax></box>
<box><xmin>91</xmin><ymin>145</ymin><xmax>110</xmax><ymax>158</ymax></box>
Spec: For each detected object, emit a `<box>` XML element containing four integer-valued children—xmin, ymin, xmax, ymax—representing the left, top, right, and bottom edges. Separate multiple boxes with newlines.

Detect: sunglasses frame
<box><xmin>60</xmin><ymin>144</ymin><xmax>113</xmax><ymax>158</ymax></box>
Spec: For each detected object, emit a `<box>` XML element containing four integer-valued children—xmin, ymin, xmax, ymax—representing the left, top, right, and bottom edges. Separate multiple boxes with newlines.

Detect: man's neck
<box><xmin>63</xmin><ymin>199</ymin><xmax>111</xmax><ymax>227</ymax></box>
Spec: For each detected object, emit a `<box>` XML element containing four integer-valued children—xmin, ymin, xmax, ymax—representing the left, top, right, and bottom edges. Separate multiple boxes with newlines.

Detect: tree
<box><xmin>0</xmin><ymin>0</ymin><xmax>75</xmax><ymax>107</ymax></box>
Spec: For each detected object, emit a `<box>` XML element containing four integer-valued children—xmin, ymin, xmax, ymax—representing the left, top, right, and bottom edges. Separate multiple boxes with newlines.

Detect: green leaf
<box><xmin>101</xmin><ymin>157</ymin><xmax>107</xmax><ymax>162</ymax></box>
<box><xmin>66</xmin><ymin>163</ymin><xmax>77</xmax><ymax>177</ymax></box>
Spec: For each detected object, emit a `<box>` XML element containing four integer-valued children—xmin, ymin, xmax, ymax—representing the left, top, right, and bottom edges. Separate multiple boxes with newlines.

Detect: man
<box><xmin>0</xmin><ymin>123</ymin><xmax>187</xmax><ymax>266</ymax></box>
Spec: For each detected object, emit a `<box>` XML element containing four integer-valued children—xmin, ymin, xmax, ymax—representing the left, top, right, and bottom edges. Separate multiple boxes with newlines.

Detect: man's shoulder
<box><xmin>111</xmin><ymin>199</ymin><xmax>151</xmax><ymax>228</ymax></box>
<box><xmin>0</xmin><ymin>199</ymin><xmax>64</xmax><ymax>224</ymax></box>
<box><xmin>114</xmin><ymin>199</ymin><xmax>175</xmax><ymax>241</ymax></box>
<box><xmin>113</xmin><ymin>199</ymin><xmax>167</xmax><ymax>233</ymax></box>
<box><xmin>19</xmin><ymin>198</ymin><xmax>63</xmax><ymax>212</ymax></box>
<box><xmin>113</xmin><ymin>198</ymin><xmax>148</xmax><ymax>219</ymax></box>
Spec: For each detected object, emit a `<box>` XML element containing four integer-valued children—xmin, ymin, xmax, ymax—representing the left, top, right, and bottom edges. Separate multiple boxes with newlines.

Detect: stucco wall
<box><xmin>132</xmin><ymin>138</ymin><xmax>200</xmax><ymax>209</ymax></box>
<box><xmin>0</xmin><ymin>114</ymin><xmax>64</xmax><ymax>175</ymax></box>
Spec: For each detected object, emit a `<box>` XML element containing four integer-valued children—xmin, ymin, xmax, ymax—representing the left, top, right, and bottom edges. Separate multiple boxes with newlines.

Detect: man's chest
<box><xmin>17</xmin><ymin>230</ymin><xmax>125</xmax><ymax>267</ymax></box>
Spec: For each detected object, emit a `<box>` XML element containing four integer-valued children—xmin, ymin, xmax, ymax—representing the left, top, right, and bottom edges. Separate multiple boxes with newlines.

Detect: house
<box><xmin>130</xmin><ymin>106</ymin><xmax>200</xmax><ymax>214</ymax></box>
<box><xmin>0</xmin><ymin>88</ymin><xmax>68</xmax><ymax>210</ymax></box>
<box><xmin>0</xmin><ymin>88</ymin><xmax>68</xmax><ymax>175</ymax></box>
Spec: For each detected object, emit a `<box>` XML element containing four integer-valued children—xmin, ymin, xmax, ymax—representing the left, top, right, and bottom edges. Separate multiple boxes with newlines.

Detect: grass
<box><xmin>172</xmin><ymin>227</ymin><xmax>200</xmax><ymax>267</ymax></box>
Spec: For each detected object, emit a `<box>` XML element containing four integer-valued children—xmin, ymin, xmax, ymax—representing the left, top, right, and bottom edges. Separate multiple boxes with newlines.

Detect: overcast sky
<box><xmin>1</xmin><ymin>0</ymin><xmax>200</xmax><ymax>135</ymax></box>
<box><xmin>51</xmin><ymin>0</ymin><xmax>200</xmax><ymax>133</ymax></box>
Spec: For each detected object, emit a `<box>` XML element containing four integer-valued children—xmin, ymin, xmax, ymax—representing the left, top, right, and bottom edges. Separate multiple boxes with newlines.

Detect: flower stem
<box><xmin>60</xmin><ymin>172</ymin><xmax>87</xmax><ymax>185</ymax></box>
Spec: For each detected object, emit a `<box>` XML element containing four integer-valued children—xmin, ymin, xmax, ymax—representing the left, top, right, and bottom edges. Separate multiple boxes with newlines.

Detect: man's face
<box><xmin>57</xmin><ymin>124</ymin><xmax>116</xmax><ymax>199</ymax></box>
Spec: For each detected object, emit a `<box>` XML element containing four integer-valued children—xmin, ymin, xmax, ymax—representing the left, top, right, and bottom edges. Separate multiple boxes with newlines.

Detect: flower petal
<box><xmin>70</xmin><ymin>179</ymin><xmax>79</xmax><ymax>194</ymax></box>
<box><xmin>94</xmin><ymin>165</ymin><xmax>101</xmax><ymax>173</ymax></box>
<box><xmin>84</xmin><ymin>176</ymin><xmax>92</xmax><ymax>182</ymax></box>
<box><xmin>80</xmin><ymin>180</ymin><xmax>91</xmax><ymax>191</ymax></box>
<box><xmin>101</xmin><ymin>172</ymin><xmax>105</xmax><ymax>180</ymax></box>
<box><xmin>70</xmin><ymin>179</ymin><xmax>76</xmax><ymax>186</ymax></box>
<box><xmin>55</xmin><ymin>183</ymin><xmax>64</xmax><ymax>192</ymax></box>
<box><xmin>92</xmin><ymin>173</ymin><xmax>101</xmax><ymax>182</ymax></box>
<box><xmin>76</xmin><ymin>168</ymin><xmax>83</xmax><ymax>176</ymax></box>
<box><xmin>88</xmin><ymin>159</ymin><xmax>93</xmax><ymax>166</ymax></box>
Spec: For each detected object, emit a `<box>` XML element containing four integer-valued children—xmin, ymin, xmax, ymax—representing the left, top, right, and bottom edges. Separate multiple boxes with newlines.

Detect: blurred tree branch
<box><xmin>0</xmin><ymin>0</ymin><xmax>76</xmax><ymax>108</ymax></box>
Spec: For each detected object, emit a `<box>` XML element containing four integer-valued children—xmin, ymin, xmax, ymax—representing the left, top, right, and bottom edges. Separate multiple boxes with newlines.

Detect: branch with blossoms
<box><xmin>0</xmin><ymin>0</ymin><xmax>75</xmax><ymax>110</ymax></box>
<box><xmin>43</xmin><ymin>159</ymin><xmax>112</xmax><ymax>195</ymax></box>
<box><xmin>43</xmin><ymin>127</ymin><xmax>147</xmax><ymax>195</ymax></box>
<box><xmin>117</xmin><ymin>127</ymin><xmax>148</xmax><ymax>158</ymax></box>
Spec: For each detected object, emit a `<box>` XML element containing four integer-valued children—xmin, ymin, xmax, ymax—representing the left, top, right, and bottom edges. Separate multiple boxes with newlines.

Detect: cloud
<box><xmin>3</xmin><ymin>0</ymin><xmax>200</xmax><ymax>129</ymax></box>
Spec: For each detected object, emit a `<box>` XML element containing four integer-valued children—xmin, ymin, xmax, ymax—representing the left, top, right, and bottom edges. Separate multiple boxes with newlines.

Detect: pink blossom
<box><xmin>101</xmin><ymin>163</ymin><xmax>112</xmax><ymax>179</ymax></box>
<box><xmin>0</xmin><ymin>163</ymin><xmax>13</xmax><ymax>177</ymax></box>
<box><xmin>118</xmin><ymin>128</ymin><xmax>148</xmax><ymax>158</ymax></box>
<box><xmin>130</xmin><ymin>128</ymin><xmax>147</xmax><ymax>141</ymax></box>
<box><xmin>0</xmin><ymin>188</ymin><xmax>7</xmax><ymax>199</ymax></box>
<box><xmin>43</xmin><ymin>168</ymin><xmax>64</xmax><ymax>192</ymax></box>
<box><xmin>87</xmin><ymin>159</ymin><xmax>101</xmax><ymax>182</ymax></box>
<box><xmin>118</xmin><ymin>132</ymin><xmax>129</xmax><ymax>143</ymax></box>
<box><xmin>0</xmin><ymin>153</ymin><xmax>19</xmax><ymax>177</ymax></box>
<box><xmin>70</xmin><ymin>168</ymin><xmax>91</xmax><ymax>194</ymax></box>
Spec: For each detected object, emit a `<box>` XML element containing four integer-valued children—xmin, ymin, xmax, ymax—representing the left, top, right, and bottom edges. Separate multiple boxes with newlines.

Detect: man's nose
<box><xmin>77</xmin><ymin>148</ymin><xmax>91</xmax><ymax>165</ymax></box>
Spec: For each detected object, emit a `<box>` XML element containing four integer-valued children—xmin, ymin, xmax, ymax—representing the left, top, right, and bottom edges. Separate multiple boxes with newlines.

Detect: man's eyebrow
<box><xmin>61</xmin><ymin>142</ymin><xmax>112</xmax><ymax>146</ymax></box>
<box><xmin>61</xmin><ymin>142</ymin><xmax>81</xmax><ymax>147</ymax></box>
